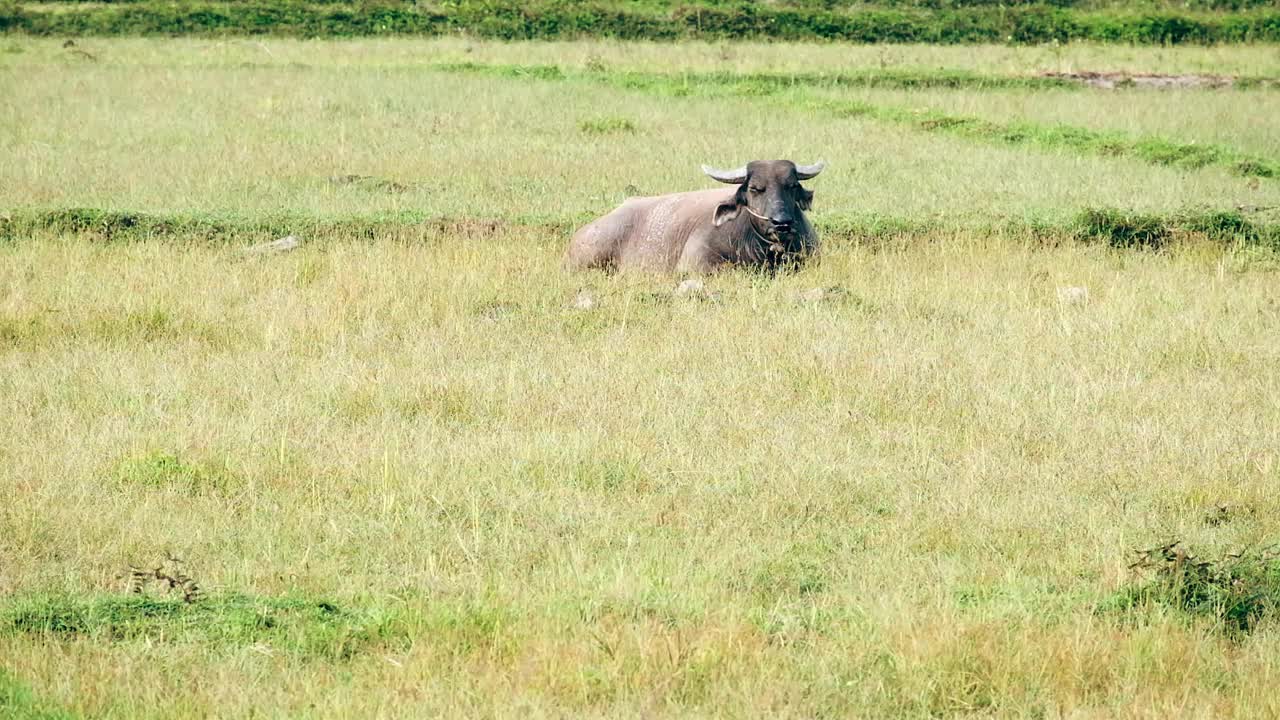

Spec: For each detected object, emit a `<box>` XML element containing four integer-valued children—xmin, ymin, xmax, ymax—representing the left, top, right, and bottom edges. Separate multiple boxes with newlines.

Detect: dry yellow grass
<box><xmin>3</xmin><ymin>232</ymin><xmax>1279</xmax><ymax>717</ymax></box>
<box><xmin>2</xmin><ymin>36</ymin><xmax>1280</xmax><ymax>719</ymax></box>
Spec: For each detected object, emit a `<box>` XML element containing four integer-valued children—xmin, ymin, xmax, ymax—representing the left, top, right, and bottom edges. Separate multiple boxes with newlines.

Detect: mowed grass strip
<box><xmin>439</xmin><ymin>61</ymin><xmax>1280</xmax><ymax>179</ymax></box>
<box><xmin>5</xmin><ymin>55</ymin><xmax>1278</xmax><ymax>229</ymax></box>
<box><xmin>808</xmin><ymin>83</ymin><xmax>1280</xmax><ymax>159</ymax></box>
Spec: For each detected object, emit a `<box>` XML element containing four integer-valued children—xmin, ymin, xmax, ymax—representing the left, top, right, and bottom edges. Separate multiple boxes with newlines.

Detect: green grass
<box><xmin>3</xmin><ymin>39</ymin><xmax>1279</xmax><ymax>232</ymax></box>
<box><xmin>17</xmin><ymin>0</ymin><xmax>1280</xmax><ymax>9</ymax></box>
<box><xmin>809</xmin><ymin>84</ymin><xmax>1280</xmax><ymax>159</ymax></box>
<box><xmin>0</xmin><ymin>670</ymin><xmax>75</xmax><ymax>720</ymax></box>
<box><xmin>4</xmin><ymin>35</ymin><xmax>1280</xmax><ymax>718</ymax></box>
<box><xmin>3</xmin><ymin>593</ymin><xmax>403</xmax><ymax>661</ymax></box>
<box><xmin>111</xmin><ymin>450</ymin><xmax>241</xmax><ymax>495</ymax></box>
<box><xmin>578</xmin><ymin>116</ymin><xmax>639</xmax><ymax>135</ymax></box>
<box><xmin>6</xmin><ymin>1</ymin><xmax>1280</xmax><ymax>44</ymax></box>
<box><xmin>1102</xmin><ymin>543</ymin><xmax>1280</xmax><ymax>637</ymax></box>
<box><xmin>5</xmin><ymin>206</ymin><xmax>1279</xmax><ymax>250</ymax></box>
<box><xmin>436</xmin><ymin>61</ymin><xmax>1280</xmax><ymax>179</ymax></box>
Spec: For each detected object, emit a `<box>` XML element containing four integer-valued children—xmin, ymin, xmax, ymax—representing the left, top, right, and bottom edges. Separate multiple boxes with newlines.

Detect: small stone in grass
<box><xmin>1057</xmin><ymin>286</ymin><xmax>1089</xmax><ymax>305</ymax></box>
<box><xmin>572</xmin><ymin>290</ymin><xmax>597</xmax><ymax>310</ymax></box>
<box><xmin>245</xmin><ymin>235</ymin><xmax>300</xmax><ymax>254</ymax></box>
<box><xmin>674</xmin><ymin>278</ymin><xmax>705</xmax><ymax>296</ymax></box>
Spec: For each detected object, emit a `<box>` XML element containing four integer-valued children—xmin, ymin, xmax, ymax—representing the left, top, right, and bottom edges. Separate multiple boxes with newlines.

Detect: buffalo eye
<box><xmin>749</xmin><ymin>185</ymin><xmax>765</xmax><ymax>194</ymax></box>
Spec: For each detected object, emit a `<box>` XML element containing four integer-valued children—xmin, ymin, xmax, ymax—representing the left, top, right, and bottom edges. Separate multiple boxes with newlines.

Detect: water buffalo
<box><xmin>565</xmin><ymin>159</ymin><xmax>826</xmax><ymax>273</ymax></box>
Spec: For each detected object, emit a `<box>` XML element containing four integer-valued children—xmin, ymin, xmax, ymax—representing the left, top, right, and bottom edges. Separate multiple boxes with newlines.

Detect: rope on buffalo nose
<box><xmin>742</xmin><ymin>206</ymin><xmax>788</xmax><ymax>254</ymax></box>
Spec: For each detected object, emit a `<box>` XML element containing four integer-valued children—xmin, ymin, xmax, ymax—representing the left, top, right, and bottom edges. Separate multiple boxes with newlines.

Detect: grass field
<box><xmin>9</xmin><ymin>37</ymin><xmax>1280</xmax><ymax>75</ymax></box>
<box><xmin>3</xmin><ymin>36</ymin><xmax>1280</xmax><ymax>718</ymax></box>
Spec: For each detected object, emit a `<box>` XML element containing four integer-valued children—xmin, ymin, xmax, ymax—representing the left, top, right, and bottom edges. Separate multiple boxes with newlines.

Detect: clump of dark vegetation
<box><xmin>1</xmin><ymin>590</ymin><xmax>399</xmax><ymax>660</ymax></box>
<box><xmin>1183</xmin><ymin>210</ymin><xmax>1257</xmax><ymax>240</ymax></box>
<box><xmin>3</xmin><ymin>2</ymin><xmax>1280</xmax><ymax>44</ymax></box>
<box><xmin>1075</xmin><ymin>208</ymin><xmax>1280</xmax><ymax>249</ymax></box>
<box><xmin>1106</xmin><ymin>542</ymin><xmax>1280</xmax><ymax>636</ymax></box>
<box><xmin>1076</xmin><ymin>208</ymin><xmax>1171</xmax><ymax>249</ymax></box>
<box><xmin>0</xmin><ymin>207</ymin><xmax>549</xmax><ymax>245</ymax></box>
<box><xmin>126</xmin><ymin>553</ymin><xmax>204</xmax><ymax>604</ymax></box>
<box><xmin>578</xmin><ymin>116</ymin><xmax>638</xmax><ymax>135</ymax></box>
<box><xmin>1203</xmin><ymin>503</ymin><xmax>1256</xmax><ymax>527</ymax></box>
<box><xmin>0</xmin><ymin>555</ymin><xmax>400</xmax><ymax>660</ymax></box>
<box><xmin>112</xmin><ymin>450</ymin><xmax>240</xmax><ymax>496</ymax></box>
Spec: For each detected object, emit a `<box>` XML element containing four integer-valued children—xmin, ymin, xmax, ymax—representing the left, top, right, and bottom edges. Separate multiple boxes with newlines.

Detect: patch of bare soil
<box><xmin>1037</xmin><ymin>71</ymin><xmax>1253</xmax><ymax>89</ymax></box>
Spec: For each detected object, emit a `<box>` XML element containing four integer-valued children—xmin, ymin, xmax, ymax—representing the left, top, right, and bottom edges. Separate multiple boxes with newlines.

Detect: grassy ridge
<box><xmin>0</xmin><ymin>208</ymin><xmax>530</xmax><ymax>245</ymax></box>
<box><xmin>5</xmin><ymin>206</ymin><xmax>1278</xmax><ymax>250</ymax></box>
<box><xmin>5</xmin><ymin>2</ymin><xmax>1280</xmax><ymax>43</ymax></box>
<box><xmin>438</xmin><ymin>62</ymin><xmax>1280</xmax><ymax>180</ymax></box>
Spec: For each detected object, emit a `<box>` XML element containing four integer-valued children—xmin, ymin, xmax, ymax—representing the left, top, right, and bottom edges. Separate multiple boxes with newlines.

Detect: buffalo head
<box><xmin>701</xmin><ymin>159</ymin><xmax>825</xmax><ymax>238</ymax></box>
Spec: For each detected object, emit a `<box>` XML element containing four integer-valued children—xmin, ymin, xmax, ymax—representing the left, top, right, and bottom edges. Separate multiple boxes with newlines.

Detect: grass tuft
<box><xmin>1075</xmin><ymin>207</ymin><xmax>1172</xmax><ymax>248</ymax></box>
<box><xmin>1234</xmin><ymin>158</ymin><xmax>1277</xmax><ymax>178</ymax></box>
<box><xmin>111</xmin><ymin>450</ymin><xmax>240</xmax><ymax>496</ymax></box>
<box><xmin>749</xmin><ymin>546</ymin><xmax>830</xmax><ymax>600</ymax></box>
<box><xmin>578</xmin><ymin>116</ymin><xmax>638</xmax><ymax>135</ymax></box>
<box><xmin>1183</xmin><ymin>210</ymin><xmax>1256</xmax><ymax>239</ymax></box>
<box><xmin>1105</xmin><ymin>543</ymin><xmax>1280</xmax><ymax>636</ymax></box>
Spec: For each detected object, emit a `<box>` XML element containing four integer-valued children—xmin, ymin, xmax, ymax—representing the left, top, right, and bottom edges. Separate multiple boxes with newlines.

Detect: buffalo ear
<box><xmin>713</xmin><ymin>201</ymin><xmax>741</xmax><ymax>227</ymax></box>
<box><xmin>796</xmin><ymin>186</ymin><xmax>814</xmax><ymax>211</ymax></box>
<box><xmin>713</xmin><ymin>186</ymin><xmax>747</xmax><ymax>227</ymax></box>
